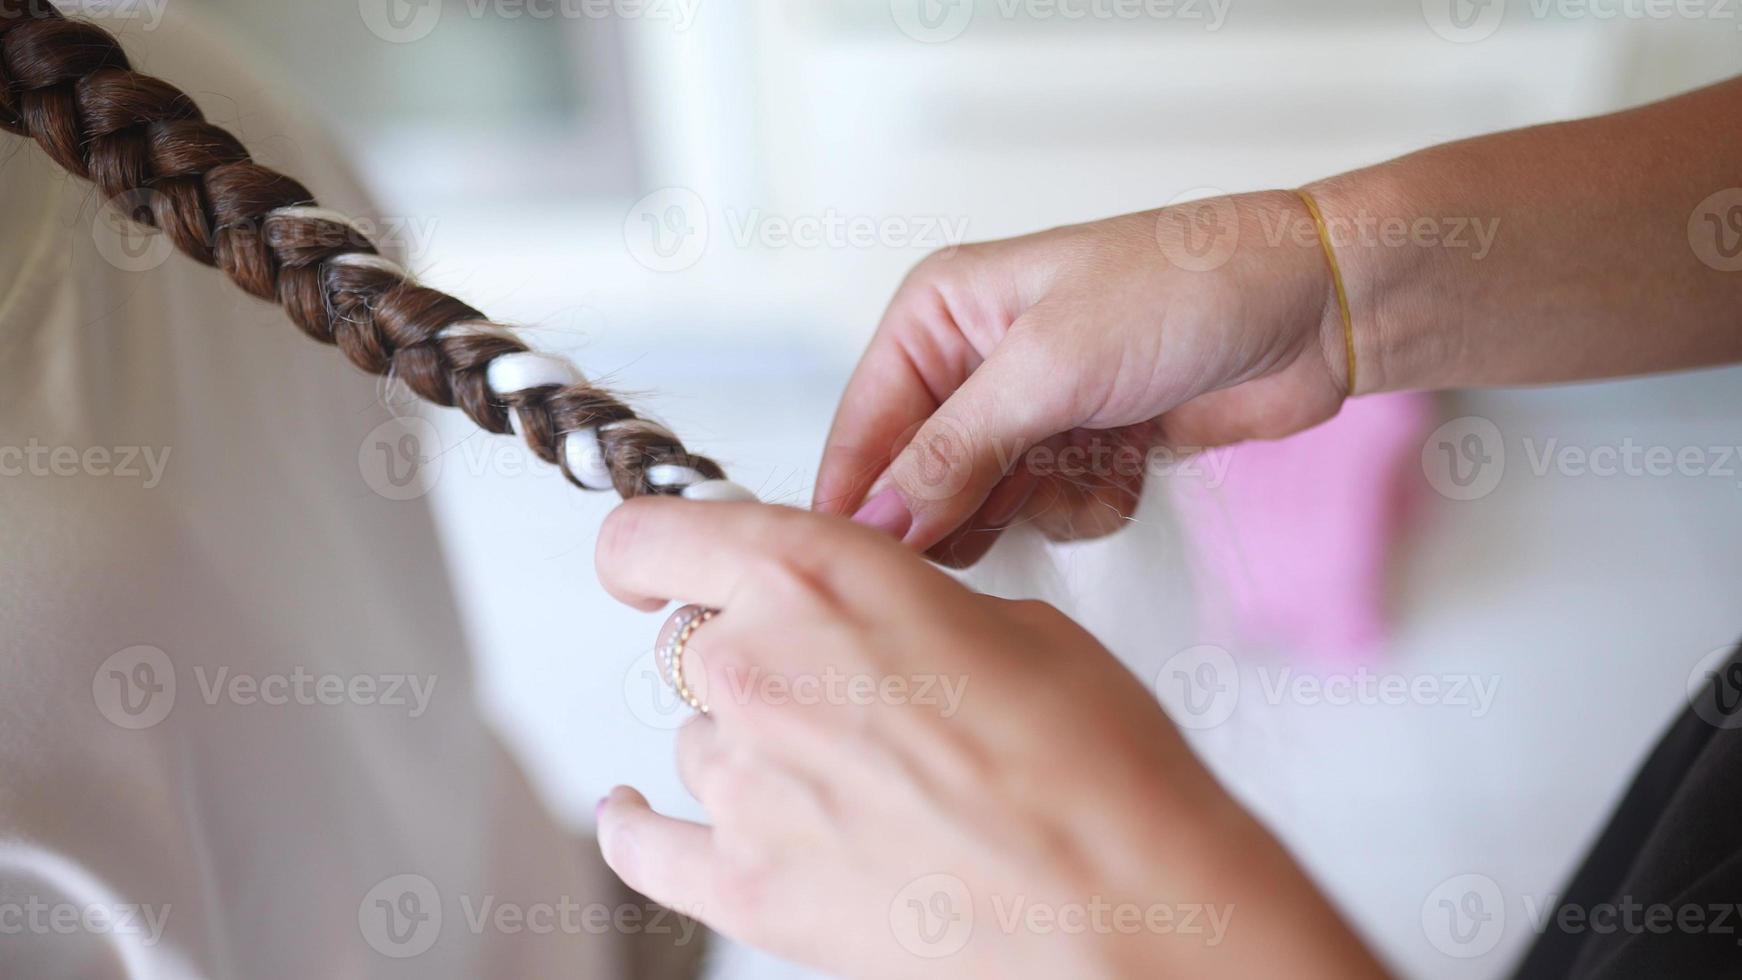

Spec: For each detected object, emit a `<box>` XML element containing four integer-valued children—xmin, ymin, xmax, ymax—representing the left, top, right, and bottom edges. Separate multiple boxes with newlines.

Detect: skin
<box><xmin>813</xmin><ymin>76</ymin><xmax>1742</xmax><ymax>559</ymax></box>
<box><xmin>594</xmin><ymin>501</ymin><xmax>1385</xmax><ymax>979</ymax></box>
<box><xmin>597</xmin><ymin>77</ymin><xmax>1742</xmax><ymax>976</ymax></box>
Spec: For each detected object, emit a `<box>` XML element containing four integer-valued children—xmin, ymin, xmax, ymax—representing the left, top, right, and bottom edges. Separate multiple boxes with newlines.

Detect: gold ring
<box><xmin>661</xmin><ymin>605</ymin><xmax>716</xmax><ymax>715</ymax></box>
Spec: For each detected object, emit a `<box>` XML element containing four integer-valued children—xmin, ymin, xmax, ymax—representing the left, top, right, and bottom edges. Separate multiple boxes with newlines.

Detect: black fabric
<box><xmin>1515</xmin><ymin>640</ymin><xmax>1742</xmax><ymax>979</ymax></box>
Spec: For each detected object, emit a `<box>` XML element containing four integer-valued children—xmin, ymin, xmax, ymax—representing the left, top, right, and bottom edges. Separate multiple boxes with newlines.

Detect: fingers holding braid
<box><xmin>0</xmin><ymin>0</ymin><xmax>747</xmax><ymax>501</ymax></box>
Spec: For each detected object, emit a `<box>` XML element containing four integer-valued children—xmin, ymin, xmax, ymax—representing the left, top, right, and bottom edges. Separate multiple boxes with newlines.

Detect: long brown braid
<box><xmin>0</xmin><ymin>0</ymin><xmax>732</xmax><ymax>499</ymax></box>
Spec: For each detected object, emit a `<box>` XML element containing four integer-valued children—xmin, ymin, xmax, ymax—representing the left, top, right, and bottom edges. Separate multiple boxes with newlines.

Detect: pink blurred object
<box><xmin>1170</xmin><ymin>393</ymin><xmax>1434</xmax><ymax>661</ymax></box>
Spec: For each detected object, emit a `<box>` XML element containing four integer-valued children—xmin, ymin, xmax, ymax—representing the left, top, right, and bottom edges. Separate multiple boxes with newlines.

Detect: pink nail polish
<box><xmin>851</xmin><ymin>487</ymin><xmax>913</xmax><ymax>539</ymax></box>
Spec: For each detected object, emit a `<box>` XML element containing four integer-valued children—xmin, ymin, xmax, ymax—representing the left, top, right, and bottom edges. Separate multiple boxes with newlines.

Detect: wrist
<box><xmin>1300</xmin><ymin>167</ymin><xmax>1451</xmax><ymax>395</ymax></box>
<box><xmin>1220</xmin><ymin>189</ymin><xmax>1360</xmax><ymax>399</ymax></box>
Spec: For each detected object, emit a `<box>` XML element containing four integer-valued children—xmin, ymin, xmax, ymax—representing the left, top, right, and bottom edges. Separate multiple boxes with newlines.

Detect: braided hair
<box><xmin>0</xmin><ymin>0</ymin><xmax>751</xmax><ymax>502</ymax></box>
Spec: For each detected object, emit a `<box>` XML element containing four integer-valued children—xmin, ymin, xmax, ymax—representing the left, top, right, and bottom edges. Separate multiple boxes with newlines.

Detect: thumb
<box><xmin>860</xmin><ymin>336</ymin><xmax>1069</xmax><ymax>550</ymax></box>
<box><xmin>596</xmin><ymin>786</ymin><xmax>717</xmax><ymax>916</ymax></box>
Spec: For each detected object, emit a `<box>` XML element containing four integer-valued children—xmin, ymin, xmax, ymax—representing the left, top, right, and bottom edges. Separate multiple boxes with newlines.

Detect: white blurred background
<box><xmin>144</xmin><ymin>1</ymin><xmax>1742</xmax><ymax>976</ymax></box>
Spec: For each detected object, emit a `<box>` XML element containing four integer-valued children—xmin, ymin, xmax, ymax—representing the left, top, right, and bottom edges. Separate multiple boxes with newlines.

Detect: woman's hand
<box><xmin>817</xmin><ymin>74</ymin><xmax>1742</xmax><ymax>565</ymax></box>
<box><xmin>594</xmin><ymin>500</ymin><xmax>1384</xmax><ymax>979</ymax></box>
<box><xmin>813</xmin><ymin>190</ymin><xmax>1345</xmax><ymax>564</ymax></box>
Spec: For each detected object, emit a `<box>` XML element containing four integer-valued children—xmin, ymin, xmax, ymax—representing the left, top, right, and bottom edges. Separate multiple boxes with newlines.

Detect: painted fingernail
<box><xmin>851</xmin><ymin>487</ymin><xmax>913</xmax><ymax>539</ymax></box>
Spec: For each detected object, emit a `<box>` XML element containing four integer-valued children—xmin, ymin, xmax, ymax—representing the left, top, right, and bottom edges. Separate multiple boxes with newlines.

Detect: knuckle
<box><xmin>691</xmin><ymin>763</ymin><xmax>733</xmax><ymax>812</ymax></box>
<box><xmin>701</xmin><ymin>759</ymin><xmax>757</xmax><ymax>817</ymax></box>
<box><xmin>596</xmin><ymin>499</ymin><xmax>654</xmax><ymax>567</ymax></box>
<box><xmin>992</xmin><ymin>597</ymin><xmax>1068</xmax><ymax>633</ymax></box>
<box><xmin>1010</xmin><ymin>597</ymin><xmax>1061</xmax><ymax>620</ymax></box>
<box><xmin>695</xmin><ymin>629</ymin><xmax>750</xmax><ymax>689</ymax></box>
<box><xmin>912</xmin><ymin>243</ymin><xmax>971</xmax><ymax>279</ymax></box>
<box><xmin>736</xmin><ymin>553</ymin><xmax>831</xmax><ymax>611</ymax></box>
<box><xmin>713</xmin><ymin>850</ymin><xmax>777</xmax><ymax>923</ymax></box>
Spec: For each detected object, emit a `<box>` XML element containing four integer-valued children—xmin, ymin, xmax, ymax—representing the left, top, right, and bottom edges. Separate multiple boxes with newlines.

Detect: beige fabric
<box><xmin>0</xmin><ymin>9</ymin><xmax>698</xmax><ymax>979</ymax></box>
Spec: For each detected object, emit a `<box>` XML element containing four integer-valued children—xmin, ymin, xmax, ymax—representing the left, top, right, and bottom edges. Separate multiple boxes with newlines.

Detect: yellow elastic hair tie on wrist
<box><xmin>1293</xmin><ymin>189</ymin><xmax>1357</xmax><ymax>395</ymax></box>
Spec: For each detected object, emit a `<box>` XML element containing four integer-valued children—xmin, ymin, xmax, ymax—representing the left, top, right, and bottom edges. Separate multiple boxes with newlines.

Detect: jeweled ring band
<box><xmin>661</xmin><ymin>605</ymin><xmax>717</xmax><ymax>715</ymax></box>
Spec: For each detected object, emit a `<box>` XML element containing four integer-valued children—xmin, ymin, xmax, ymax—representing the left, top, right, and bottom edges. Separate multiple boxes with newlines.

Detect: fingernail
<box><xmin>981</xmin><ymin>479</ymin><xmax>1032</xmax><ymax>527</ymax></box>
<box><xmin>595</xmin><ymin>794</ymin><xmax>611</xmax><ymax>820</ymax></box>
<box><xmin>851</xmin><ymin>487</ymin><xmax>913</xmax><ymax>539</ymax></box>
